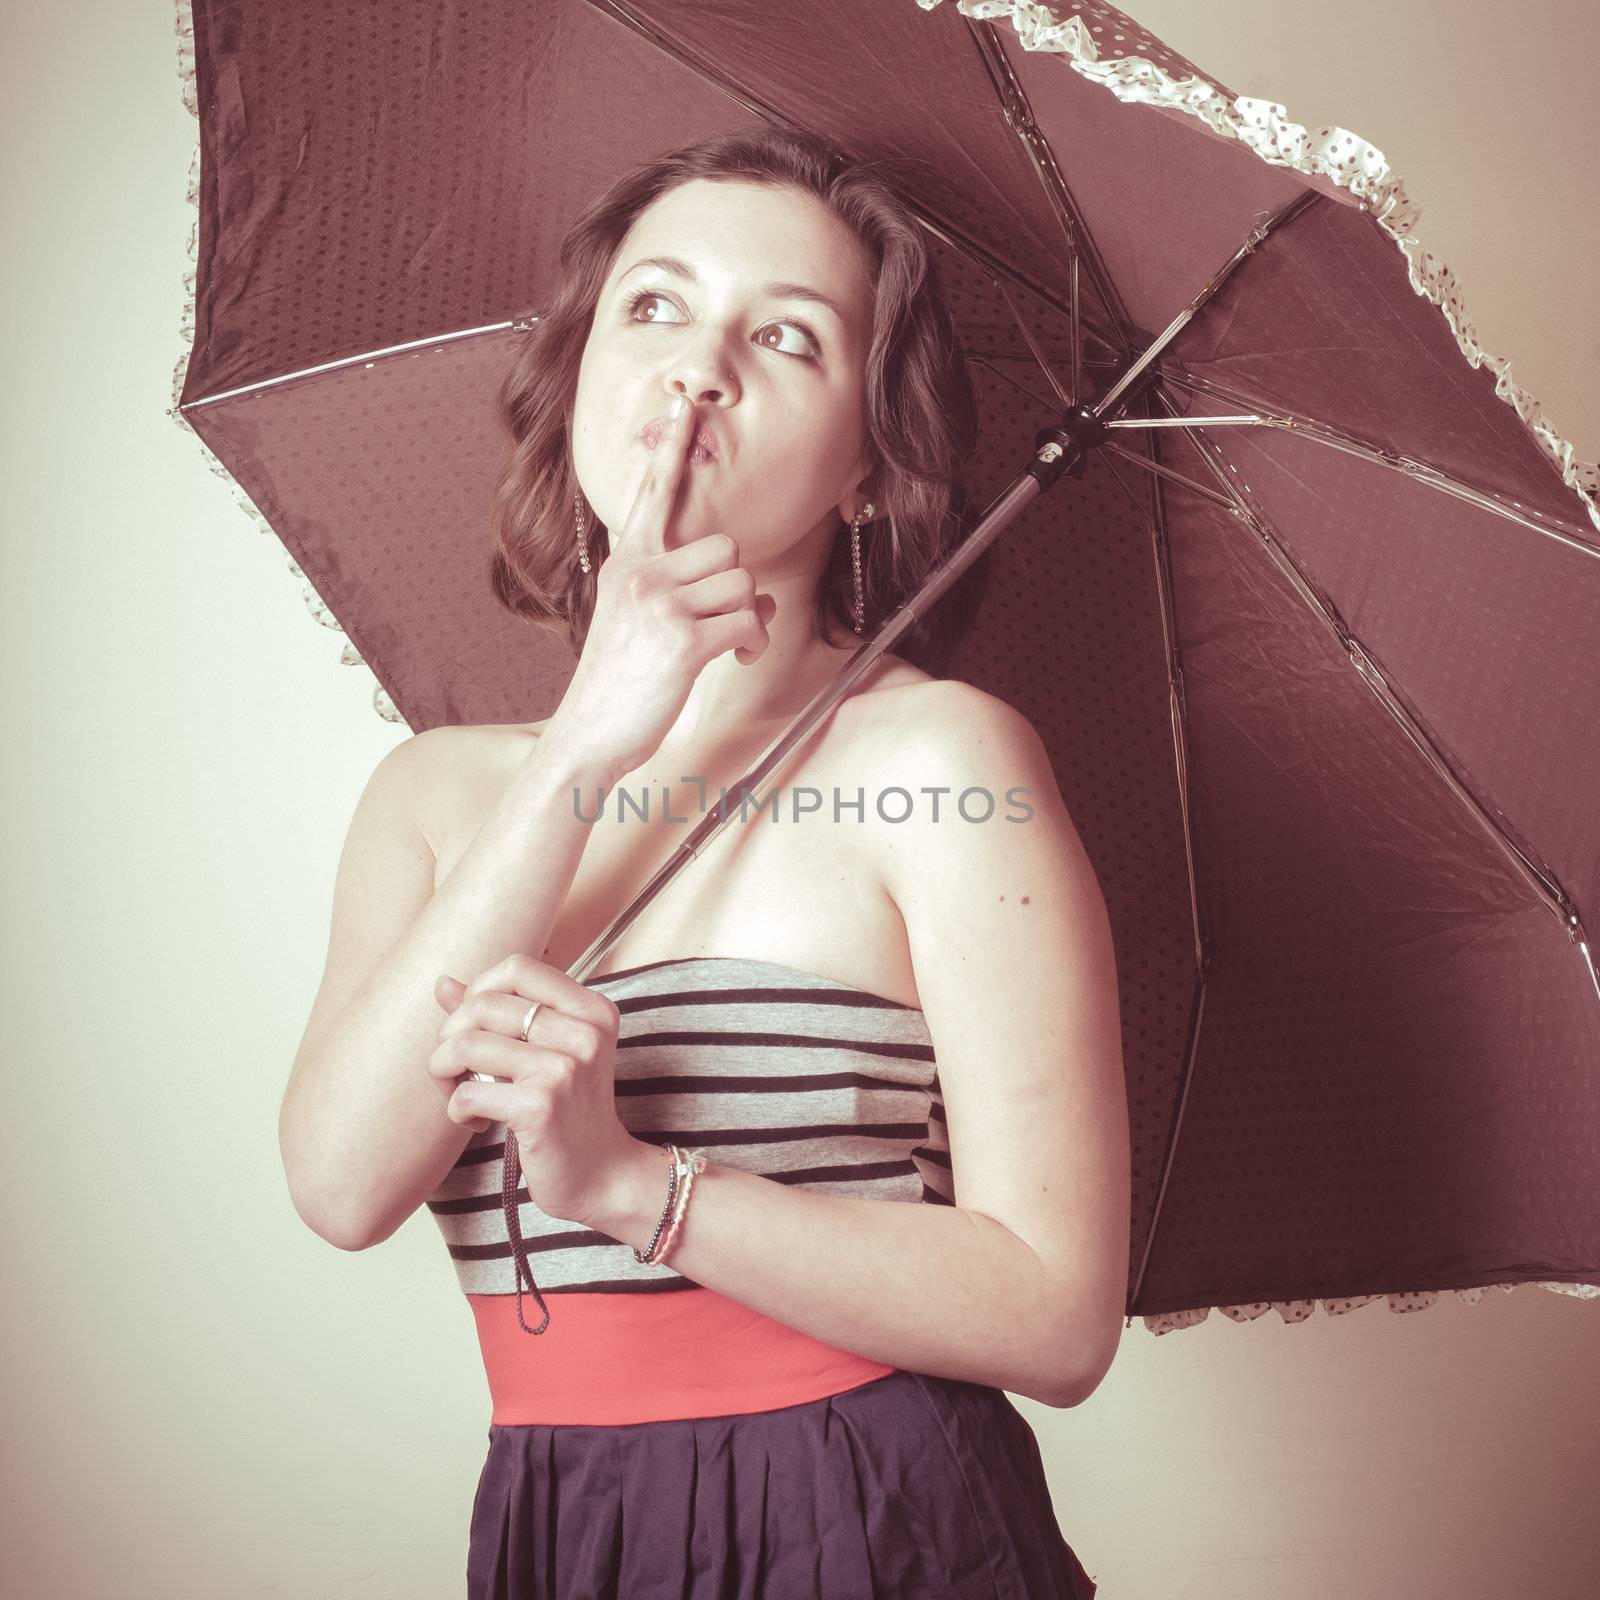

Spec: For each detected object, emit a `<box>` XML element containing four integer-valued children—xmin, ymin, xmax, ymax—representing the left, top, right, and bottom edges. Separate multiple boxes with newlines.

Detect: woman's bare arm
<box><xmin>278</xmin><ymin>724</ymin><xmax>618</xmax><ymax>1250</ymax></box>
<box><xmin>281</xmin><ymin>396</ymin><xmax>768</xmax><ymax>1250</ymax></box>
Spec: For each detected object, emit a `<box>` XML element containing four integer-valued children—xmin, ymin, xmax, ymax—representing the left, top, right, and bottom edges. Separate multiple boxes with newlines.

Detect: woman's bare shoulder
<box><xmin>401</xmin><ymin>720</ymin><xmax>543</xmax><ymax>859</ymax></box>
<box><xmin>420</xmin><ymin>715</ymin><xmax>546</xmax><ymax>755</ymax></box>
<box><xmin>405</xmin><ymin>719</ymin><xmax>539</xmax><ymax>778</ymax></box>
<box><xmin>845</xmin><ymin>663</ymin><xmax>1017</xmax><ymax>740</ymax></box>
<box><xmin>840</xmin><ymin>674</ymin><xmax>1044</xmax><ymax>826</ymax></box>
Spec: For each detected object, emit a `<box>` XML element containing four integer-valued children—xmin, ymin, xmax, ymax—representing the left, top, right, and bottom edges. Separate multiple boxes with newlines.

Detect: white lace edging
<box><xmin>1140</xmin><ymin>1280</ymin><xmax>1600</xmax><ymax>1336</ymax></box>
<box><xmin>917</xmin><ymin>0</ymin><xmax>1600</xmax><ymax>537</ymax></box>
<box><xmin>168</xmin><ymin>0</ymin><xmax>403</xmax><ymax>725</ymax></box>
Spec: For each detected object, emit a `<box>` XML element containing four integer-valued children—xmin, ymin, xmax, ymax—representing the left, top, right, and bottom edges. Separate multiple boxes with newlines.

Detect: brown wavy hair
<box><xmin>488</xmin><ymin>126</ymin><xmax>992</xmax><ymax>678</ymax></box>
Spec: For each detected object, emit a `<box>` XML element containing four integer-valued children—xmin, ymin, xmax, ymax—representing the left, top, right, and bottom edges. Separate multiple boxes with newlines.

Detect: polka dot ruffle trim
<box><xmin>918</xmin><ymin>0</ymin><xmax>1600</xmax><ymax>538</ymax></box>
<box><xmin>1141</xmin><ymin>1280</ymin><xmax>1600</xmax><ymax>1337</ymax></box>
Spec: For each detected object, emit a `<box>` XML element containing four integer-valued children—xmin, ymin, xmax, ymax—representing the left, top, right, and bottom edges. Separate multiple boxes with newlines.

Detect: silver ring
<box><xmin>467</xmin><ymin>999</ymin><xmax>542</xmax><ymax>1089</ymax></box>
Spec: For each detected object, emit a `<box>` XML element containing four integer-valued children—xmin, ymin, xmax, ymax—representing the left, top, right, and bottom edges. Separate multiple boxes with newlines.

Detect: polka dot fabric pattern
<box><xmin>170</xmin><ymin>0</ymin><xmax>1600</xmax><ymax>1337</ymax></box>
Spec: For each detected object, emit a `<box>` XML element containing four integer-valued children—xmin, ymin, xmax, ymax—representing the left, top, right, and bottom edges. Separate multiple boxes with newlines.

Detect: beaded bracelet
<box><xmin>633</xmin><ymin>1143</ymin><xmax>708</xmax><ymax>1267</ymax></box>
<box><xmin>653</xmin><ymin>1146</ymin><xmax>707</xmax><ymax>1264</ymax></box>
<box><xmin>651</xmin><ymin>1145</ymin><xmax>707</xmax><ymax>1265</ymax></box>
<box><xmin>631</xmin><ymin>1144</ymin><xmax>679</xmax><ymax>1264</ymax></box>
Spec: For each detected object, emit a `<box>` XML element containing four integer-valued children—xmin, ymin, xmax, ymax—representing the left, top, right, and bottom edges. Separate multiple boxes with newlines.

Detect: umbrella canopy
<box><xmin>170</xmin><ymin>0</ymin><xmax>1600</xmax><ymax>1334</ymax></box>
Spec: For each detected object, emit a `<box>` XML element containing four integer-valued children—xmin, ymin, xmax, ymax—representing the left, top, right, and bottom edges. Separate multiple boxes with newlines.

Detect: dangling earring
<box><xmin>573</xmin><ymin>490</ymin><xmax>592</xmax><ymax>575</ymax></box>
<box><xmin>849</xmin><ymin>503</ymin><xmax>875</xmax><ymax>634</ymax></box>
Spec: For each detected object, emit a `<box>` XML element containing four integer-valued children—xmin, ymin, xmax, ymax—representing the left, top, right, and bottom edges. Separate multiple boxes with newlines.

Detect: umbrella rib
<box><xmin>1151</xmin><ymin>382</ymin><xmax>1590</xmax><ymax>945</ymax></box>
<box><xmin>1093</xmin><ymin>191</ymin><xmax>1325</xmax><ymax>421</ymax></box>
<box><xmin>886</xmin><ymin>200</ymin><xmax>1124</xmax><ymax>361</ymax></box>
<box><xmin>967</xmin><ymin>346</ymin><xmax>1118</xmax><ymax>367</ymax></box>
<box><xmin>1093</xmin><ymin>412</ymin><xmax>1214</xmax><ymax>1323</ymax></box>
<box><xmin>1159</xmin><ymin>370</ymin><xmax>1600</xmax><ymax>555</ymax></box>
<box><xmin>986</xmin><ymin>274</ymin><xmax>1074</xmax><ymax>409</ymax></box>
<box><xmin>178</xmin><ymin>316</ymin><xmax>530</xmax><ymax>410</ymax></box>
<box><xmin>966</xmin><ymin>351</ymin><xmax>1070</xmax><ymax>419</ymax></box>
<box><xmin>969</xmin><ymin>361</ymin><xmax>1235</xmax><ymax>519</ymax></box>
<box><xmin>959</xmin><ymin>15</ymin><xmax>1139</xmax><ymax>376</ymax></box>
<box><xmin>579</xmin><ymin>0</ymin><xmax>1125</xmax><ymax>361</ymax></box>
<box><xmin>1101</xmin><ymin>439</ymin><xmax>1241</xmax><ymax>515</ymax></box>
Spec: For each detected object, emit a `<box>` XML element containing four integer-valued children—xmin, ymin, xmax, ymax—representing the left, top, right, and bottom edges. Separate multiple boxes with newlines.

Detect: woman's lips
<box><xmin>640</xmin><ymin>417</ymin><xmax>718</xmax><ymax>463</ymax></box>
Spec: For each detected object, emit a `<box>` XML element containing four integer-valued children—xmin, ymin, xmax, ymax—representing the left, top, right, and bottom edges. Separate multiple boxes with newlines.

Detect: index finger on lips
<box><xmin>628</xmin><ymin>395</ymin><xmax>696</xmax><ymax>560</ymax></box>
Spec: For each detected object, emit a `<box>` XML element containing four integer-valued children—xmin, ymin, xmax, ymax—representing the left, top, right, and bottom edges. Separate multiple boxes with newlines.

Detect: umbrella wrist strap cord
<box><xmin>505</xmin><ymin>1141</ymin><xmax>708</xmax><ymax>1336</ymax></box>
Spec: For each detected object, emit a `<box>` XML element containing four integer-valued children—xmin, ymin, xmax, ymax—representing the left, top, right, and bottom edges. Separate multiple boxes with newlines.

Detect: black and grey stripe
<box><xmin>427</xmin><ymin>955</ymin><xmax>955</xmax><ymax>1295</ymax></box>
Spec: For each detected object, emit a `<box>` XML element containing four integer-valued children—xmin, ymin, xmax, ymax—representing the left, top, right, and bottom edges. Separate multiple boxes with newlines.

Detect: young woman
<box><xmin>281</xmin><ymin>127</ymin><xmax>1125</xmax><ymax>1598</ymax></box>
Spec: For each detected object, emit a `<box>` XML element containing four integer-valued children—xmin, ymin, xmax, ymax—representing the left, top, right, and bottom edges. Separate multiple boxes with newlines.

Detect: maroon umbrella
<box><xmin>169</xmin><ymin>0</ymin><xmax>1600</xmax><ymax>1336</ymax></box>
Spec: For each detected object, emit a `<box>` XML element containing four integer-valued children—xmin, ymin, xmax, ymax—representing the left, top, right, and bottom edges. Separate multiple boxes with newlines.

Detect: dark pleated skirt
<box><xmin>466</xmin><ymin>1367</ymin><xmax>1098</xmax><ymax>1599</ymax></box>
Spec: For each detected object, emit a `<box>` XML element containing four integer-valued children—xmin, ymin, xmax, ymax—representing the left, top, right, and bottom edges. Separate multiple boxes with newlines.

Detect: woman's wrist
<box><xmin>590</xmin><ymin>1138</ymin><xmax>673</xmax><ymax>1247</ymax></box>
<box><xmin>526</xmin><ymin>717</ymin><xmax>625</xmax><ymax>797</ymax></box>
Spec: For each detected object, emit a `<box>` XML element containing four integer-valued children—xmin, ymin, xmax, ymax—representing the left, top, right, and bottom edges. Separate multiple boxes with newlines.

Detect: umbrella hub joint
<box><xmin>1029</xmin><ymin>404</ymin><xmax>1110</xmax><ymax>490</ymax></box>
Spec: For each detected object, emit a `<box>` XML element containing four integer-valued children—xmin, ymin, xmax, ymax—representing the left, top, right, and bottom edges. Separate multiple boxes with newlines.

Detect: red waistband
<box><xmin>467</xmin><ymin>1286</ymin><xmax>898</xmax><ymax>1426</ymax></box>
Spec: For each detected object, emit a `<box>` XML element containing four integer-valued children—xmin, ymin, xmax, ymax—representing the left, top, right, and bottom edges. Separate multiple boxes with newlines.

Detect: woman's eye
<box><xmin>755</xmin><ymin>322</ymin><xmax>820</xmax><ymax>359</ymax></box>
<box><xmin>624</xmin><ymin>290</ymin><xmax>818</xmax><ymax>361</ymax></box>
<box><xmin>626</xmin><ymin>291</ymin><xmax>682</xmax><ymax>327</ymax></box>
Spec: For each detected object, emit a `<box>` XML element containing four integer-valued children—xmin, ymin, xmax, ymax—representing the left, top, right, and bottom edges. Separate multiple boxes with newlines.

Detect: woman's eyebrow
<box><xmin>618</xmin><ymin>254</ymin><xmax>847</xmax><ymax>325</ymax></box>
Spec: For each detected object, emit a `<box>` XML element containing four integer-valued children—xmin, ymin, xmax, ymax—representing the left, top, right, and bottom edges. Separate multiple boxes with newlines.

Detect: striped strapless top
<box><xmin>426</xmin><ymin>954</ymin><xmax>954</xmax><ymax>1425</ymax></box>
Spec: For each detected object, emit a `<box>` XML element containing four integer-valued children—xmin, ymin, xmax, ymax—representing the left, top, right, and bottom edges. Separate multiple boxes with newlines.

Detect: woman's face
<box><xmin>571</xmin><ymin>178</ymin><xmax>878</xmax><ymax>572</ymax></box>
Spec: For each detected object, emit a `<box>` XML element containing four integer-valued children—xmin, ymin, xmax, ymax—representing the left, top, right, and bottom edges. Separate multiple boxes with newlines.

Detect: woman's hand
<box><xmin>427</xmin><ymin>956</ymin><xmax>648</xmax><ymax>1231</ymax></box>
<box><xmin>546</xmin><ymin>394</ymin><xmax>777</xmax><ymax>781</ymax></box>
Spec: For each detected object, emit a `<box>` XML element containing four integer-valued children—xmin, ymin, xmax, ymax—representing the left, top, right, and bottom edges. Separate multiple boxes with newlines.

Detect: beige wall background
<box><xmin>4</xmin><ymin>1</ymin><xmax>1596</xmax><ymax>1595</ymax></box>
